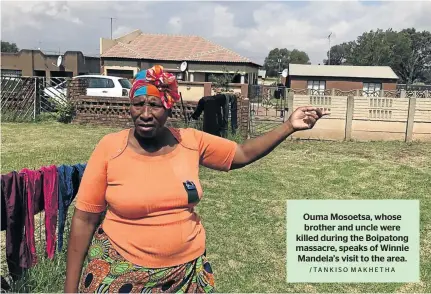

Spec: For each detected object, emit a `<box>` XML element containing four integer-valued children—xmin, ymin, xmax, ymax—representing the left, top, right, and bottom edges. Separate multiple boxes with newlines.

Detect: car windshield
<box><xmin>119</xmin><ymin>79</ymin><xmax>131</xmax><ymax>89</ymax></box>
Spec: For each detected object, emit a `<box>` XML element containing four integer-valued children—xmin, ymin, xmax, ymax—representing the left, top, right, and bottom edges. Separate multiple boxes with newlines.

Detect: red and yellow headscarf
<box><xmin>129</xmin><ymin>65</ymin><xmax>180</xmax><ymax>109</ymax></box>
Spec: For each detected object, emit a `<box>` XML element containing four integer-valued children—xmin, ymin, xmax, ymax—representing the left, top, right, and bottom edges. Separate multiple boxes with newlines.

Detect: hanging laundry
<box><xmin>74</xmin><ymin>163</ymin><xmax>87</xmax><ymax>180</ymax></box>
<box><xmin>57</xmin><ymin>163</ymin><xmax>86</xmax><ymax>251</ymax></box>
<box><xmin>1</xmin><ymin>171</ymin><xmax>26</xmax><ymax>280</ymax></box>
<box><xmin>20</xmin><ymin>168</ymin><xmax>42</xmax><ymax>268</ymax></box>
<box><xmin>213</xmin><ymin>94</ymin><xmax>229</xmax><ymax>138</ymax></box>
<box><xmin>1</xmin><ymin>188</ymin><xmax>6</xmax><ymax>231</ymax></box>
<box><xmin>224</xmin><ymin>93</ymin><xmax>239</xmax><ymax>136</ymax></box>
<box><xmin>191</xmin><ymin>95</ymin><xmax>225</xmax><ymax>137</ymax></box>
<box><xmin>1</xmin><ymin>276</ymin><xmax>11</xmax><ymax>293</ymax></box>
<box><xmin>40</xmin><ymin>165</ymin><xmax>59</xmax><ymax>260</ymax></box>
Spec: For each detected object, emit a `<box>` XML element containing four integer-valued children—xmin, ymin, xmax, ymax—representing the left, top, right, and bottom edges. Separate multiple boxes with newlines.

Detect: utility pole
<box><xmin>278</xmin><ymin>57</ymin><xmax>281</xmax><ymax>84</ymax></box>
<box><xmin>328</xmin><ymin>32</ymin><xmax>332</xmax><ymax>65</ymax></box>
<box><xmin>110</xmin><ymin>17</ymin><xmax>114</xmax><ymax>39</ymax></box>
<box><xmin>101</xmin><ymin>17</ymin><xmax>117</xmax><ymax>39</ymax></box>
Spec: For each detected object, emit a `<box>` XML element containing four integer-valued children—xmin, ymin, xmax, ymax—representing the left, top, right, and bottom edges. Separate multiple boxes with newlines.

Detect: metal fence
<box><xmin>248</xmin><ymin>85</ymin><xmax>289</xmax><ymax>137</ymax></box>
<box><xmin>1</xmin><ymin>76</ymin><xmax>69</xmax><ymax>122</ymax></box>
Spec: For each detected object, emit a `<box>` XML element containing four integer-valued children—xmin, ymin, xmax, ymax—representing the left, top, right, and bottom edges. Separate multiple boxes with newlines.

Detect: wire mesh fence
<box><xmin>1</xmin><ymin>76</ymin><xmax>70</xmax><ymax>122</ymax></box>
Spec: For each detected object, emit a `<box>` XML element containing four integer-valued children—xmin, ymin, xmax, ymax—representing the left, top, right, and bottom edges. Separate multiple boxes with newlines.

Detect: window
<box><xmin>106</xmin><ymin>69</ymin><xmax>134</xmax><ymax>79</ymax></box>
<box><xmin>34</xmin><ymin>70</ymin><xmax>46</xmax><ymax>77</ymax></box>
<box><xmin>50</xmin><ymin>71</ymin><xmax>73</xmax><ymax>78</ymax></box>
<box><xmin>176</xmin><ymin>73</ymin><xmax>184</xmax><ymax>81</ymax></box>
<box><xmin>307</xmin><ymin>80</ymin><xmax>325</xmax><ymax>95</ymax></box>
<box><xmin>86</xmin><ymin>77</ymin><xmax>115</xmax><ymax>88</ymax></box>
<box><xmin>363</xmin><ymin>82</ymin><xmax>381</xmax><ymax>97</ymax></box>
<box><xmin>119</xmin><ymin>79</ymin><xmax>131</xmax><ymax>89</ymax></box>
<box><xmin>1</xmin><ymin>69</ymin><xmax>22</xmax><ymax>77</ymax></box>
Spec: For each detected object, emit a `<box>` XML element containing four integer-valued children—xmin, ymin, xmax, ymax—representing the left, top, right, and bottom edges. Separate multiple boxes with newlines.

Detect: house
<box><xmin>257</xmin><ymin>69</ymin><xmax>267</xmax><ymax>85</ymax></box>
<box><xmin>100</xmin><ymin>30</ymin><xmax>260</xmax><ymax>84</ymax></box>
<box><xmin>284</xmin><ymin>64</ymin><xmax>399</xmax><ymax>93</ymax></box>
<box><xmin>0</xmin><ymin>50</ymin><xmax>100</xmax><ymax>78</ymax></box>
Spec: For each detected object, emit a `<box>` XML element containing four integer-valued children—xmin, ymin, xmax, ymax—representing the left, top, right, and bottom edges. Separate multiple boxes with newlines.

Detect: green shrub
<box><xmin>55</xmin><ymin>100</ymin><xmax>76</xmax><ymax>124</ymax></box>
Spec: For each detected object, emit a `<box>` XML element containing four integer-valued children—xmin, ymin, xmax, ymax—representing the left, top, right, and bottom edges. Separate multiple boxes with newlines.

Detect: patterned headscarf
<box><xmin>129</xmin><ymin>65</ymin><xmax>180</xmax><ymax>109</ymax></box>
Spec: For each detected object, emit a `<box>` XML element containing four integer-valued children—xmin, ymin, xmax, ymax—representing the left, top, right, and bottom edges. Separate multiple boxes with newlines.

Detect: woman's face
<box><xmin>130</xmin><ymin>95</ymin><xmax>169</xmax><ymax>139</ymax></box>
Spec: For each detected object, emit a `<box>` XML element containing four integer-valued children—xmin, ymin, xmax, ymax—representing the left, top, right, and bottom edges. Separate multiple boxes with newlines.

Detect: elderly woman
<box><xmin>64</xmin><ymin>65</ymin><xmax>328</xmax><ymax>293</ymax></box>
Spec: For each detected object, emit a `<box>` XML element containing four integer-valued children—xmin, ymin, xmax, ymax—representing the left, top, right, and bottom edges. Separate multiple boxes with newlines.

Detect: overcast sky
<box><xmin>1</xmin><ymin>1</ymin><xmax>430</xmax><ymax>65</ymax></box>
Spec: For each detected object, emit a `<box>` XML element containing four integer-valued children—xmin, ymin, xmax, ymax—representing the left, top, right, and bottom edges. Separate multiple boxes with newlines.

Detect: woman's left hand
<box><xmin>287</xmin><ymin>106</ymin><xmax>330</xmax><ymax>131</ymax></box>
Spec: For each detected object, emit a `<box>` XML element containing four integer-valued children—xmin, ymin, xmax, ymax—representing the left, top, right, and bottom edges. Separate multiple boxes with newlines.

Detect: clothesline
<box><xmin>1</xmin><ymin>162</ymin><xmax>86</xmax><ymax>281</ymax></box>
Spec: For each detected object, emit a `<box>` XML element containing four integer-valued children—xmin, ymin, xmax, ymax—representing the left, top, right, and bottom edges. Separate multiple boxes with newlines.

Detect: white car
<box><xmin>43</xmin><ymin>75</ymin><xmax>132</xmax><ymax>106</ymax></box>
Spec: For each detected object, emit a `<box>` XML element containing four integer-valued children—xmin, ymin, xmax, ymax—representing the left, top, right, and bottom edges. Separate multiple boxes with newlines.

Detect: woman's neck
<box><xmin>131</xmin><ymin>127</ymin><xmax>176</xmax><ymax>154</ymax></box>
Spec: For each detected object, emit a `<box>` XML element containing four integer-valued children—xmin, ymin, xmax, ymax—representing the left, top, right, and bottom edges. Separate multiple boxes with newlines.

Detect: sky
<box><xmin>1</xmin><ymin>1</ymin><xmax>430</xmax><ymax>66</ymax></box>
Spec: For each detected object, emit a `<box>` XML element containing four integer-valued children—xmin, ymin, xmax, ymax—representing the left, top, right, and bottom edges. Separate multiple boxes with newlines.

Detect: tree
<box><xmin>397</xmin><ymin>28</ymin><xmax>431</xmax><ymax>84</ymax></box>
<box><xmin>324</xmin><ymin>42</ymin><xmax>354</xmax><ymax>65</ymax></box>
<box><xmin>208</xmin><ymin>66</ymin><xmax>239</xmax><ymax>93</ymax></box>
<box><xmin>324</xmin><ymin>28</ymin><xmax>431</xmax><ymax>84</ymax></box>
<box><xmin>264</xmin><ymin>48</ymin><xmax>310</xmax><ymax>77</ymax></box>
<box><xmin>1</xmin><ymin>41</ymin><xmax>19</xmax><ymax>53</ymax></box>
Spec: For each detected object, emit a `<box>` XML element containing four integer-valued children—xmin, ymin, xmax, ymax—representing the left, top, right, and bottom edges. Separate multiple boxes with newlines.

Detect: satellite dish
<box><xmin>180</xmin><ymin>61</ymin><xmax>188</xmax><ymax>72</ymax></box>
<box><xmin>56</xmin><ymin>55</ymin><xmax>63</xmax><ymax>67</ymax></box>
<box><xmin>281</xmin><ymin>68</ymin><xmax>288</xmax><ymax>78</ymax></box>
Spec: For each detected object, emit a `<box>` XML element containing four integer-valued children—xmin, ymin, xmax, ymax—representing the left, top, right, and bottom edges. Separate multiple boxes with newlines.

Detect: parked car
<box><xmin>43</xmin><ymin>75</ymin><xmax>132</xmax><ymax>106</ymax></box>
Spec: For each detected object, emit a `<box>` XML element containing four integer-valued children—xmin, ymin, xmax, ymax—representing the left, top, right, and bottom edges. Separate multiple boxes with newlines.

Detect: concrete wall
<box><xmin>289</xmin><ymin>95</ymin><xmax>431</xmax><ymax>142</ymax></box>
<box><xmin>178</xmin><ymin>82</ymin><xmax>211</xmax><ymax>102</ymax></box>
<box><xmin>292</xmin><ymin>95</ymin><xmax>347</xmax><ymax>140</ymax></box>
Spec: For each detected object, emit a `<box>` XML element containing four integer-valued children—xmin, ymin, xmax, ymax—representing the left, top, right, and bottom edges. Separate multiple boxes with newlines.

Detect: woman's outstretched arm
<box><xmin>230</xmin><ymin>106</ymin><xmax>329</xmax><ymax>170</ymax></box>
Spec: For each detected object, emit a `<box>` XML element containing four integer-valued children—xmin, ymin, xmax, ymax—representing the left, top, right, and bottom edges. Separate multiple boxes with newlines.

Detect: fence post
<box><xmin>345</xmin><ymin>95</ymin><xmax>354</xmax><ymax>141</ymax></box>
<box><xmin>405</xmin><ymin>97</ymin><xmax>416</xmax><ymax>142</ymax></box>
<box><xmin>33</xmin><ymin>78</ymin><xmax>41</xmax><ymax>120</ymax></box>
<box><xmin>239</xmin><ymin>97</ymin><xmax>250</xmax><ymax>140</ymax></box>
<box><xmin>286</xmin><ymin>90</ymin><xmax>294</xmax><ymax>118</ymax></box>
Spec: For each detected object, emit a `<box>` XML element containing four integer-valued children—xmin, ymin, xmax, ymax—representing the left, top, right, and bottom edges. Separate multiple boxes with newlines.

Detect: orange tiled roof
<box><xmin>102</xmin><ymin>33</ymin><xmax>257</xmax><ymax>64</ymax></box>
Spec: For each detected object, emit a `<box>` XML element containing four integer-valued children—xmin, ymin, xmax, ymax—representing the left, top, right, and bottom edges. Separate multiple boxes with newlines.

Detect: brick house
<box><xmin>284</xmin><ymin>64</ymin><xmax>399</xmax><ymax>93</ymax></box>
<box><xmin>100</xmin><ymin>30</ymin><xmax>260</xmax><ymax>84</ymax></box>
<box><xmin>0</xmin><ymin>50</ymin><xmax>100</xmax><ymax>78</ymax></box>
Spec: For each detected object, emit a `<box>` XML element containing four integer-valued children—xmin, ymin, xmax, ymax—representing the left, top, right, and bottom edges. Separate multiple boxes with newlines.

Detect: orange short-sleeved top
<box><xmin>75</xmin><ymin>127</ymin><xmax>238</xmax><ymax>268</ymax></box>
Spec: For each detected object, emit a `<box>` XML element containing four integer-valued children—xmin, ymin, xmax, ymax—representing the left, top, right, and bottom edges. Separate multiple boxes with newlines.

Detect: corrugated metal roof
<box><xmin>288</xmin><ymin>64</ymin><xmax>399</xmax><ymax>79</ymax></box>
<box><xmin>102</xmin><ymin>32</ymin><xmax>260</xmax><ymax>66</ymax></box>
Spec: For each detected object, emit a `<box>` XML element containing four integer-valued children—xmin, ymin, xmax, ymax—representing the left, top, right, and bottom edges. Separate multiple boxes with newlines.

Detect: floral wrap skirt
<box><xmin>78</xmin><ymin>226</ymin><xmax>215</xmax><ymax>293</ymax></box>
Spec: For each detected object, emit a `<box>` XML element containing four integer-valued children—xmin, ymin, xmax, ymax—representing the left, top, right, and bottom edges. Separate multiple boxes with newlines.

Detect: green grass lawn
<box><xmin>1</xmin><ymin>121</ymin><xmax>431</xmax><ymax>293</ymax></box>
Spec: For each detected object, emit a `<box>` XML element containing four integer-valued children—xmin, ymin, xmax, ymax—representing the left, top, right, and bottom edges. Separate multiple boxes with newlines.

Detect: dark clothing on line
<box><xmin>225</xmin><ymin>93</ymin><xmax>238</xmax><ymax>135</ymax></box>
<box><xmin>1</xmin><ymin>171</ymin><xmax>26</xmax><ymax>279</ymax></box>
<box><xmin>191</xmin><ymin>94</ymin><xmax>239</xmax><ymax>137</ymax></box>
<box><xmin>57</xmin><ymin>163</ymin><xmax>86</xmax><ymax>251</ymax></box>
<box><xmin>192</xmin><ymin>96</ymin><xmax>224</xmax><ymax>137</ymax></box>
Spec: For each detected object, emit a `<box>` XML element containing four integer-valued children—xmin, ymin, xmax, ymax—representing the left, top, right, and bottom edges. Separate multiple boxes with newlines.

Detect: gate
<box><xmin>38</xmin><ymin>77</ymin><xmax>69</xmax><ymax>112</ymax></box>
<box><xmin>248</xmin><ymin>84</ymin><xmax>290</xmax><ymax>137</ymax></box>
<box><xmin>1</xmin><ymin>76</ymin><xmax>70</xmax><ymax>121</ymax></box>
